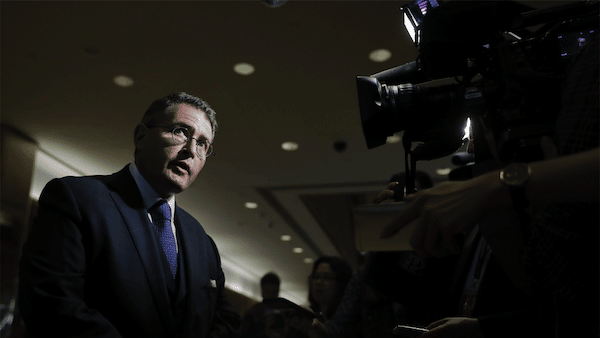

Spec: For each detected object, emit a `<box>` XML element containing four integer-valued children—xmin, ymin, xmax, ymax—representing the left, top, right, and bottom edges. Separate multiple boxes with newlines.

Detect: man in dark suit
<box><xmin>18</xmin><ymin>92</ymin><xmax>241</xmax><ymax>337</ymax></box>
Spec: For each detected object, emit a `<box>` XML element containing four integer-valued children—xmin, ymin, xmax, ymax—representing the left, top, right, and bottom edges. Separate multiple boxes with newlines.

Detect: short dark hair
<box><xmin>142</xmin><ymin>92</ymin><xmax>218</xmax><ymax>140</ymax></box>
<box><xmin>261</xmin><ymin>272</ymin><xmax>280</xmax><ymax>287</ymax></box>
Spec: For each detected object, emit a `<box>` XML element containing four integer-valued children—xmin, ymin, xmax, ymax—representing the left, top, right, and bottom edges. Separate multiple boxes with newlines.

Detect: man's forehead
<box><xmin>165</xmin><ymin>103</ymin><xmax>205</xmax><ymax>118</ymax></box>
<box><xmin>163</xmin><ymin>104</ymin><xmax>207</xmax><ymax>125</ymax></box>
<box><xmin>164</xmin><ymin>104</ymin><xmax>212</xmax><ymax>138</ymax></box>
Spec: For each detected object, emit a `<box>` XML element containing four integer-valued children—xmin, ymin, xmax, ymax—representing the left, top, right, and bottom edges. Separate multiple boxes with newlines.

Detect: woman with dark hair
<box><xmin>292</xmin><ymin>256</ymin><xmax>401</xmax><ymax>338</ymax></box>
<box><xmin>308</xmin><ymin>256</ymin><xmax>353</xmax><ymax>321</ymax></box>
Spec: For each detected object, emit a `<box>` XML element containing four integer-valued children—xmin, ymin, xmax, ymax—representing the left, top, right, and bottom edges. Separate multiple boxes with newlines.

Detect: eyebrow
<box><xmin>173</xmin><ymin>122</ymin><xmax>211</xmax><ymax>142</ymax></box>
<box><xmin>173</xmin><ymin>122</ymin><xmax>193</xmax><ymax>131</ymax></box>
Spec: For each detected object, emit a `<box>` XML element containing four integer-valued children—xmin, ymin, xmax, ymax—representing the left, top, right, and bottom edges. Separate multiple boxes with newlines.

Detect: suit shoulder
<box><xmin>39</xmin><ymin>169</ymin><xmax>133</xmax><ymax>210</ymax></box>
<box><xmin>54</xmin><ymin>174</ymin><xmax>110</xmax><ymax>185</ymax></box>
<box><xmin>43</xmin><ymin>174</ymin><xmax>113</xmax><ymax>197</ymax></box>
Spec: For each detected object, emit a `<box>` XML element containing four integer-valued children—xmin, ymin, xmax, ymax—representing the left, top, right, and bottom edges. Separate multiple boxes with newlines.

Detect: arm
<box><xmin>18</xmin><ymin>178</ymin><xmax>123</xmax><ymax>337</ymax></box>
<box><xmin>324</xmin><ymin>273</ymin><xmax>362</xmax><ymax>338</ymax></box>
<box><xmin>417</xmin><ymin>307</ymin><xmax>549</xmax><ymax>338</ymax></box>
<box><xmin>287</xmin><ymin>317</ymin><xmax>330</xmax><ymax>338</ymax></box>
<box><xmin>287</xmin><ymin>274</ymin><xmax>364</xmax><ymax>338</ymax></box>
<box><xmin>418</xmin><ymin>317</ymin><xmax>483</xmax><ymax>338</ymax></box>
<box><xmin>208</xmin><ymin>238</ymin><xmax>242</xmax><ymax>338</ymax></box>
<box><xmin>380</xmin><ymin>147</ymin><xmax>599</xmax><ymax>258</ymax></box>
<box><xmin>239</xmin><ymin>304</ymin><xmax>262</xmax><ymax>338</ymax></box>
<box><xmin>521</xmin><ymin>147</ymin><xmax>598</xmax><ymax>207</ymax></box>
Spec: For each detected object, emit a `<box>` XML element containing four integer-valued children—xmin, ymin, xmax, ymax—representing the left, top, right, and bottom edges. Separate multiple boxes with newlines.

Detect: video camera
<box><xmin>356</xmin><ymin>0</ymin><xmax>599</xmax><ymax>318</ymax></box>
<box><xmin>357</xmin><ymin>0</ymin><xmax>598</xmax><ymax>168</ymax></box>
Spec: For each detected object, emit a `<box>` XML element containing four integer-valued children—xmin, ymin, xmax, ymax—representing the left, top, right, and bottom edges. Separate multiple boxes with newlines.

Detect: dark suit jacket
<box><xmin>18</xmin><ymin>166</ymin><xmax>241</xmax><ymax>337</ymax></box>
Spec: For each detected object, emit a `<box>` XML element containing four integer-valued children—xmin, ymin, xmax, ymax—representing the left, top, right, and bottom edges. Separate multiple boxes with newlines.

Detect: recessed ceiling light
<box><xmin>303</xmin><ymin>258</ymin><xmax>314</xmax><ymax>264</ymax></box>
<box><xmin>280</xmin><ymin>235</ymin><xmax>292</xmax><ymax>241</ymax></box>
<box><xmin>436</xmin><ymin>168</ymin><xmax>452</xmax><ymax>176</ymax></box>
<box><xmin>234</xmin><ymin>63</ymin><xmax>255</xmax><ymax>75</ymax></box>
<box><xmin>369</xmin><ymin>49</ymin><xmax>392</xmax><ymax>62</ymax></box>
<box><xmin>281</xmin><ymin>141</ymin><xmax>299</xmax><ymax>151</ymax></box>
<box><xmin>244</xmin><ymin>202</ymin><xmax>258</xmax><ymax>209</ymax></box>
<box><xmin>292</xmin><ymin>247</ymin><xmax>303</xmax><ymax>254</ymax></box>
<box><xmin>113</xmin><ymin>75</ymin><xmax>134</xmax><ymax>87</ymax></box>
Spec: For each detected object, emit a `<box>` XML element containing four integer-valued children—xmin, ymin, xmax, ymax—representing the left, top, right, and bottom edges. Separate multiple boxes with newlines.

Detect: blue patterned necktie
<box><xmin>150</xmin><ymin>200</ymin><xmax>178</xmax><ymax>279</ymax></box>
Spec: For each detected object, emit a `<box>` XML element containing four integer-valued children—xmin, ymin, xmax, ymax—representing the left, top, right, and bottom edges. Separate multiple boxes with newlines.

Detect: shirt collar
<box><xmin>129</xmin><ymin>162</ymin><xmax>175</xmax><ymax>218</ymax></box>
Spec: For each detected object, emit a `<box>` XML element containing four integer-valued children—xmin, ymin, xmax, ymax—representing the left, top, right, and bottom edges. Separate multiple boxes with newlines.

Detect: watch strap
<box><xmin>500</xmin><ymin>163</ymin><xmax>531</xmax><ymax>213</ymax></box>
<box><xmin>508</xmin><ymin>185</ymin><xmax>529</xmax><ymax>211</ymax></box>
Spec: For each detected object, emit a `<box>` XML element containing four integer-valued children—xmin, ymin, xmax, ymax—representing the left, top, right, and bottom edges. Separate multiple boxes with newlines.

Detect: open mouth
<box><xmin>170</xmin><ymin>161</ymin><xmax>190</xmax><ymax>175</ymax></box>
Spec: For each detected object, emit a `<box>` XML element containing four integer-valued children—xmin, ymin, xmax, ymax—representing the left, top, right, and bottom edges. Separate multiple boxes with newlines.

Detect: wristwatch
<box><xmin>499</xmin><ymin>162</ymin><xmax>531</xmax><ymax>211</ymax></box>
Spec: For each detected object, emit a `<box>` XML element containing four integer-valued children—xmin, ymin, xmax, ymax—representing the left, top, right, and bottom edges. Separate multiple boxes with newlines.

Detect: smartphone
<box><xmin>393</xmin><ymin>325</ymin><xmax>429</xmax><ymax>337</ymax></box>
<box><xmin>262</xmin><ymin>297</ymin><xmax>324</xmax><ymax>321</ymax></box>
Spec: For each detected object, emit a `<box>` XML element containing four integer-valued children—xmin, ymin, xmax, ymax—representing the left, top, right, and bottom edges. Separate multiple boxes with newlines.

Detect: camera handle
<box><xmin>402</xmin><ymin>134</ymin><xmax>419</xmax><ymax>196</ymax></box>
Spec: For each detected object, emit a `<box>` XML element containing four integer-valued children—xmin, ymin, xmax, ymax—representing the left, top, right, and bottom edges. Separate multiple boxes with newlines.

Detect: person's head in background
<box><xmin>389</xmin><ymin>170</ymin><xmax>434</xmax><ymax>201</ymax></box>
<box><xmin>260</xmin><ymin>272</ymin><xmax>280</xmax><ymax>300</ymax></box>
<box><xmin>308</xmin><ymin>256</ymin><xmax>353</xmax><ymax>320</ymax></box>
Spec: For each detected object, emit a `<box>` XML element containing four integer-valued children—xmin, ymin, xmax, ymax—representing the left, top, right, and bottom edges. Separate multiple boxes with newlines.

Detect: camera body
<box><xmin>357</xmin><ymin>0</ymin><xmax>599</xmax><ymax>163</ymax></box>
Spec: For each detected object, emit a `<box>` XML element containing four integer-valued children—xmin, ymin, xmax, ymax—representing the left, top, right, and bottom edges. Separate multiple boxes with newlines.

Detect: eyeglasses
<box><xmin>145</xmin><ymin>124</ymin><xmax>214</xmax><ymax>157</ymax></box>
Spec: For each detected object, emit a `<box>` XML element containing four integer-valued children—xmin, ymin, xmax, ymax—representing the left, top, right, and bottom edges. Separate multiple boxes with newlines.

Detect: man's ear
<box><xmin>134</xmin><ymin>124</ymin><xmax>148</xmax><ymax>150</ymax></box>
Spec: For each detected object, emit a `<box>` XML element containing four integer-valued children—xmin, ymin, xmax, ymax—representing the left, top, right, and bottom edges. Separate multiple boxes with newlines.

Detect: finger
<box><xmin>427</xmin><ymin>318</ymin><xmax>450</xmax><ymax>330</ymax></box>
<box><xmin>403</xmin><ymin>193</ymin><xmax>417</xmax><ymax>203</ymax></box>
<box><xmin>380</xmin><ymin>198</ymin><xmax>398</xmax><ymax>205</ymax></box>
<box><xmin>419</xmin><ymin>325</ymin><xmax>444</xmax><ymax>338</ymax></box>
<box><xmin>380</xmin><ymin>202</ymin><xmax>421</xmax><ymax>238</ymax></box>
<box><xmin>387</xmin><ymin>181</ymin><xmax>399</xmax><ymax>190</ymax></box>
<box><xmin>373</xmin><ymin>189</ymin><xmax>395</xmax><ymax>204</ymax></box>
<box><xmin>374</xmin><ymin>182</ymin><xmax>400</xmax><ymax>203</ymax></box>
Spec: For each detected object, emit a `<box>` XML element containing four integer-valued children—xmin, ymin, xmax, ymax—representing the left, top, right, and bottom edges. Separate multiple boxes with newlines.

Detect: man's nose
<box><xmin>180</xmin><ymin>138</ymin><xmax>198</xmax><ymax>158</ymax></box>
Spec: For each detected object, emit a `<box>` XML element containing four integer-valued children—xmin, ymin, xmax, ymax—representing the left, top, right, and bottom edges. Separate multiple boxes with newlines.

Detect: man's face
<box><xmin>261</xmin><ymin>283</ymin><xmax>280</xmax><ymax>300</ymax></box>
<box><xmin>134</xmin><ymin>103</ymin><xmax>213</xmax><ymax>198</ymax></box>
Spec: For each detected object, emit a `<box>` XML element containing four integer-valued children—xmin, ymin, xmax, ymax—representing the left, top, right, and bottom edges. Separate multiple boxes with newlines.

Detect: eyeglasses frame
<box><xmin>144</xmin><ymin>124</ymin><xmax>215</xmax><ymax>157</ymax></box>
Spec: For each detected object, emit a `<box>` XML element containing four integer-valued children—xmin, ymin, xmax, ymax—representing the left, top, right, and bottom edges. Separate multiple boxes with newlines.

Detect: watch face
<box><xmin>500</xmin><ymin>163</ymin><xmax>530</xmax><ymax>186</ymax></box>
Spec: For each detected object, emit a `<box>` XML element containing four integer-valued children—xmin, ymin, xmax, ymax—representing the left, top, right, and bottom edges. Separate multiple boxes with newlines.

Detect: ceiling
<box><xmin>1</xmin><ymin>0</ymin><xmax>558</xmax><ymax>304</ymax></box>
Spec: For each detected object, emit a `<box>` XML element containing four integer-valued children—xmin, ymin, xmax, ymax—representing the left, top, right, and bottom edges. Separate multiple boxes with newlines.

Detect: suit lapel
<box><xmin>176</xmin><ymin>209</ymin><xmax>204</xmax><ymax>288</ymax></box>
<box><xmin>106</xmin><ymin>167</ymin><xmax>174</xmax><ymax>328</ymax></box>
<box><xmin>175</xmin><ymin>208</ymin><xmax>210</xmax><ymax>309</ymax></box>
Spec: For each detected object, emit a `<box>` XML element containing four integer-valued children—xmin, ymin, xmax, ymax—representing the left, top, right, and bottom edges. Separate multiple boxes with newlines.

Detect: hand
<box><xmin>264</xmin><ymin>313</ymin><xmax>287</xmax><ymax>338</ymax></box>
<box><xmin>286</xmin><ymin>314</ymin><xmax>314</xmax><ymax>332</ymax></box>
<box><xmin>286</xmin><ymin>315</ymin><xmax>329</xmax><ymax>338</ymax></box>
<box><xmin>373</xmin><ymin>182</ymin><xmax>400</xmax><ymax>204</ymax></box>
<box><xmin>380</xmin><ymin>172</ymin><xmax>509</xmax><ymax>258</ymax></box>
<box><xmin>420</xmin><ymin>317</ymin><xmax>484</xmax><ymax>338</ymax></box>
